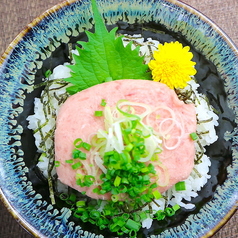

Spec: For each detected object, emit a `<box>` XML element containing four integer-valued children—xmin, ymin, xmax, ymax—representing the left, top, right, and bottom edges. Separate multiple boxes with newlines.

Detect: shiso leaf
<box><xmin>64</xmin><ymin>0</ymin><xmax>151</xmax><ymax>94</ymax></box>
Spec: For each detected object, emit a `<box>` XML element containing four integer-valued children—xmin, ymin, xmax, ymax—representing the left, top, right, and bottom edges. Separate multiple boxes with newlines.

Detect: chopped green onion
<box><xmin>73</xmin><ymin>210</ymin><xmax>83</xmax><ymax>219</ymax></box>
<box><xmin>124</xmin><ymin>128</ymin><xmax>132</xmax><ymax>134</ymax></box>
<box><xmin>76</xmin><ymin>201</ymin><xmax>86</xmax><ymax>207</ymax></box>
<box><xmin>141</xmin><ymin>167</ymin><xmax>149</xmax><ymax>173</ymax></box>
<box><xmin>76</xmin><ymin>173</ymin><xmax>84</xmax><ymax>180</ymax></box>
<box><xmin>131</xmin><ymin>120</ymin><xmax>138</xmax><ymax>129</ymax></box>
<box><xmin>101</xmin><ymin>181</ymin><xmax>112</xmax><ymax>191</ymax></box>
<box><xmin>139</xmin><ymin>211</ymin><xmax>147</xmax><ymax>220</ymax></box>
<box><xmin>190</xmin><ymin>132</ymin><xmax>198</xmax><ymax>140</ymax></box>
<box><xmin>99</xmin><ymin>189</ymin><xmax>107</xmax><ymax>195</ymax></box>
<box><xmin>118</xmin><ymin>185</ymin><xmax>127</xmax><ymax>193</ymax></box>
<box><xmin>73</xmin><ymin>139</ymin><xmax>91</xmax><ymax>151</ymax></box>
<box><xmin>103</xmin><ymin>209</ymin><xmax>112</xmax><ymax>216</ymax></box>
<box><xmin>89</xmin><ymin>218</ymin><xmax>96</xmax><ymax>224</ymax></box>
<box><xmin>92</xmin><ymin>187</ymin><xmax>100</xmax><ymax>194</ymax></box>
<box><xmin>76</xmin><ymin>207</ymin><xmax>86</xmax><ymax>213</ymax></box>
<box><xmin>142</xmin><ymin>174</ymin><xmax>150</xmax><ymax>182</ymax></box>
<box><xmin>44</xmin><ymin>69</ymin><xmax>52</xmax><ymax>78</ymax></box>
<box><xmin>132</xmin><ymin>213</ymin><xmax>140</xmax><ymax>222</ymax></box>
<box><xmin>172</xmin><ymin>204</ymin><xmax>180</xmax><ymax>212</ymax></box>
<box><xmin>72</xmin><ymin>149</ymin><xmax>87</xmax><ymax>160</ymax></box>
<box><xmin>89</xmin><ymin>210</ymin><xmax>101</xmax><ymax>219</ymax></box>
<box><xmin>155</xmin><ymin>210</ymin><xmax>166</xmax><ymax>220</ymax></box>
<box><xmin>165</xmin><ymin>207</ymin><xmax>175</xmax><ymax>217</ymax></box>
<box><xmin>72</xmin><ymin>162</ymin><xmax>82</xmax><ymax>170</ymax></box>
<box><xmin>121</xmin><ymin>226</ymin><xmax>130</xmax><ymax>234</ymax></box>
<box><xmin>76</xmin><ymin>179</ymin><xmax>83</xmax><ymax>186</ymax></box>
<box><xmin>72</xmin><ymin>149</ymin><xmax>80</xmax><ymax>159</ymax></box>
<box><xmin>69</xmin><ymin>193</ymin><xmax>76</xmax><ymax>202</ymax></box>
<box><xmin>104</xmin><ymin>151</ymin><xmax>115</xmax><ymax>157</ymax></box>
<box><xmin>117</xmin><ymin>231</ymin><xmax>124</xmax><ymax>236</ymax></box>
<box><xmin>175</xmin><ymin>181</ymin><xmax>186</xmax><ymax>191</ymax></box>
<box><xmin>73</xmin><ymin>138</ymin><xmax>83</xmax><ymax>148</ymax></box>
<box><xmin>100</xmin><ymin>99</ymin><xmax>107</xmax><ymax>106</ymax></box>
<box><xmin>59</xmin><ymin>193</ymin><xmax>69</xmax><ymax>201</ymax></box>
<box><xmin>125</xmin><ymin>219</ymin><xmax>141</xmax><ymax>231</ymax></box>
<box><xmin>122</xmin><ymin>213</ymin><xmax>130</xmax><ymax>220</ymax></box>
<box><xmin>67</xmin><ymin>202</ymin><xmax>74</xmax><ymax>207</ymax></box>
<box><xmin>141</xmin><ymin>194</ymin><xmax>152</xmax><ymax>203</ymax></box>
<box><xmin>129</xmin><ymin>230</ymin><xmax>137</xmax><ymax>238</ymax></box>
<box><xmin>82</xmin><ymin>142</ymin><xmax>91</xmax><ymax>151</ymax></box>
<box><xmin>65</xmin><ymin>159</ymin><xmax>74</xmax><ymax>164</ymax></box>
<box><xmin>94</xmin><ymin>110</ymin><xmax>103</xmax><ymax>117</ymax></box>
<box><xmin>79</xmin><ymin>151</ymin><xmax>87</xmax><ymax>160</ymax></box>
<box><xmin>120</xmin><ymin>151</ymin><xmax>131</xmax><ymax>164</ymax></box>
<box><xmin>125</xmin><ymin>143</ymin><xmax>133</xmax><ymax>152</ymax></box>
<box><xmin>54</xmin><ymin>161</ymin><xmax>60</xmax><ymax>167</ymax></box>
<box><xmin>109</xmin><ymin>223</ymin><xmax>121</xmax><ymax>232</ymax></box>
<box><xmin>74</xmin><ymin>210</ymin><xmax>88</xmax><ymax>221</ymax></box>
<box><xmin>114</xmin><ymin>176</ymin><xmax>121</xmax><ymax>187</ymax></box>
<box><xmin>76</xmin><ymin>174</ymin><xmax>95</xmax><ymax>187</ymax></box>
<box><xmin>111</xmin><ymin>194</ymin><xmax>119</xmax><ymax>202</ymax></box>
<box><xmin>121</xmin><ymin>177</ymin><xmax>129</xmax><ymax>184</ymax></box>
<box><xmin>84</xmin><ymin>175</ymin><xmax>95</xmax><ymax>187</ymax></box>
<box><xmin>81</xmin><ymin>211</ymin><xmax>89</xmax><ymax>222</ymax></box>
<box><xmin>153</xmin><ymin>190</ymin><xmax>163</xmax><ymax>199</ymax></box>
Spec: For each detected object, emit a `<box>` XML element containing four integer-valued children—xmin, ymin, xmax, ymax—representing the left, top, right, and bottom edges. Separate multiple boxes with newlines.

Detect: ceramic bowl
<box><xmin>0</xmin><ymin>0</ymin><xmax>237</xmax><ymax>237</ymax></box>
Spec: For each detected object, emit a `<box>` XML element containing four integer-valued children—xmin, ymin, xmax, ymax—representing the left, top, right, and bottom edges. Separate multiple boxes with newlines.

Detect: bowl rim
<box><xmin>0</xmin><ymin>0</ymin><xmax>237</xmax><ymax>237</ymax></box>
<box><xmin>0</xmin><ymin>0</ymin><xmax>238</xmax><ymax>64</ymax></box>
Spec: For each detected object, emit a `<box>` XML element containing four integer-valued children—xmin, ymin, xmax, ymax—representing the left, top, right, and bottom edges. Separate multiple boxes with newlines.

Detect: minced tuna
<box><xmin>55</xmin><ymin>79</ymin><xmax>197</xmax><ymax>199</ymax></box>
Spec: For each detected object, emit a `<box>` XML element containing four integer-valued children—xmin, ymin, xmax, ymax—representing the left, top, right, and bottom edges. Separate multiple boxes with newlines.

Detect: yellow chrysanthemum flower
<box><xmin>148</xmin><ymin>41</ymin><xmax>197</xmax><ymax>89</ymax></box>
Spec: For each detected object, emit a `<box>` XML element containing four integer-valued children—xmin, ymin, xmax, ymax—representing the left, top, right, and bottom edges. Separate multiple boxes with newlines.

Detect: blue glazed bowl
<box><xmin>0</xmin><ymin>0</ymin><xmax>237</xmax><ymax>237</ymax></box>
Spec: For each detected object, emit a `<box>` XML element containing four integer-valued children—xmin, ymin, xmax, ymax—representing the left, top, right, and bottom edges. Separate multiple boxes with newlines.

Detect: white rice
<box><xmin>26</xmin><ymin>34</ymin><xmax>219</xmax><ymax>229</ymax></box>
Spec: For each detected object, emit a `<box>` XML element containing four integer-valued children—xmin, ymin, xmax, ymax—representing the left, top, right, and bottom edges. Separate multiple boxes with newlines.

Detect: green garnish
<box><xmin>153</xmin><ymin>190</ymin><xmax>163</xmax><ymax>199</ymax></box>
<box><xmin>155</xmin><ymin>210</ymin><xmax>166</xmax><ymax>221</ymax></box>
<box><xmin>190</xmin><ymin>132</ymin><xmax>198</xmax><ymax>141</ymax></box>
<box><xmin>59</xmin><ymin>193</ymin><xmax>69</xmax><ymax>201</ymax></box>
<box><xmin>76</xmin><ymin>174</ymin><xmax>95</xmax><ymax>187</ymax></box>
<box><xmin>54</xmin><ymin>161</ymin><xmax>60</xmax><ymax>167</ymax></box>
<box><xmin>165</xmin><ymin>207</ymin><xmax>175</xmax><ymax>217</ymax></box>
<box><xmin>125</xmin><ymin>219</ymin><xmax>141</xmax><ymax>231</ymax></box>
<box><xmin>44</xmin><ymin>69</ymin><xmax>52</xmax><ymax>78</ymax></box>
<box><xmin>64</xmin><ymin>0</ymin><xmax>151</xmax><ymax>95</ymax></box>
<box><xmin>81</xmin><ymin>142</ymin><xmax>92</xmax><ymax>151</ymax></box>
<box><xmin>72</xmin><ymin>149</ymin><xmax>87</xmax><ymax>160</ymax></box>
<box><xmin>172</xmin><ymin>204</ymin><xmax>181</xmax><ymax>212</ymax></box>
<box><xmin>66</xmin><ymin>99</ymin><xmax>183</xmax><ymax>237</ymax></box>
<box><xmin>73</xmin><ymin>138</ymin><xmax>92</xmax><ymax>151</ymax></box>
<box><xmin>76</xmin><ymin>200</ymin><xmax>86</xmax><ymax>207</ymax></box>
<box><xmin>154</xmin><ymin>205</ymin><xmax>180</xmax><ymax>220</ymax></box>
<box><xmin>73</xmin><ymin>138</ymin><xmax>83</xmax><ymax>148</ymax></box>
<box><xmin>94</xmin><ymin>110</ymin><xmax>103</xmax><ymax>117</ymax></box>
<box><xmin>100</xmin><ymin>99</ymin><xmax>107</xmax><ymax>107</ymax></box>
<box><xmin>175</xmin><ymin>181</ymin><xmax>186</xmax><ymax>191</ymax></box>
<box><xmin>72</xmin><ymin>162</ymin><xmax>83</xmax><ymax>170</ymax></box>
<box><xmin>65</xmin><ymin>159</ymin><xmax>74</xmax><ymax>164</ymax></box>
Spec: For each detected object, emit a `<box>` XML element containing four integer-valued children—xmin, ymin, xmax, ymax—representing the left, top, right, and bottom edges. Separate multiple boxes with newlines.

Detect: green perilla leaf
<box><xmin>64</xmin><ymin>0</ymin><xmax>151</xmax><ymax>94</ymax></box>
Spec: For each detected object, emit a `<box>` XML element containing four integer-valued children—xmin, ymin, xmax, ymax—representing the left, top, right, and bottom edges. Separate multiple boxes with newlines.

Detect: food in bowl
<box><xmin>24</xmin><ymin>0</ymin><xmax>235</xmax><ymax>237</ymax></box>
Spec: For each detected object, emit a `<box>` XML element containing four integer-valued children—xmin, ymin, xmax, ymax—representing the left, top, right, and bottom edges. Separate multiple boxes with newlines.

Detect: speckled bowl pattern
<box><xmin>0</xmin><ymin>0</ymin><xmax>237</xmax><ymax>237</ymax></box>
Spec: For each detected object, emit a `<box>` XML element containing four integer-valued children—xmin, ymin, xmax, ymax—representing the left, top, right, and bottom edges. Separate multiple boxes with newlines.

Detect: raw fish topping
<box><xmin>55</xmin><ymin>80</ymin><xmax>197</xmax><ymax>200</ymax></box>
